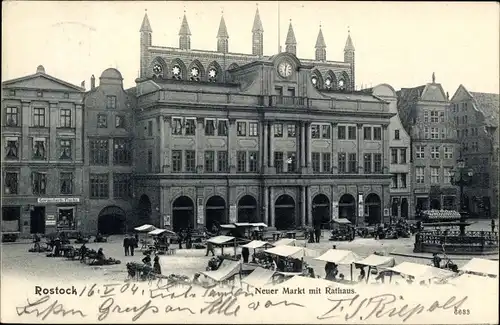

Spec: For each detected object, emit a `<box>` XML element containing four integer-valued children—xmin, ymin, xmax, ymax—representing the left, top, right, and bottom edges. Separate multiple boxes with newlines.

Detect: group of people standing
<box><xmin>123</xmin><ymin>234</ymin><xmax>139</xmax><ymax>256</ymax></box>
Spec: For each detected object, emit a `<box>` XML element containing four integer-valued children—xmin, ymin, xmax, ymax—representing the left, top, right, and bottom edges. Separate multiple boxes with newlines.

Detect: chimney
<box><xmin>91</xmin><ymin>75</ymin><xmax>96</xmax><ymax>90</ymax></box>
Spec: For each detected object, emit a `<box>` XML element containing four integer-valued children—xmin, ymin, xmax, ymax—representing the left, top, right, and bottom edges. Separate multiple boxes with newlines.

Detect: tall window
<box><xmin>416</xmin><ymin>167</ymin><xmax>425</xmax><ymax>184</ymax></box>
<box><xmin>237</xmin><ymin>151</ymin><xmax>246</xmax><ymax>172</ymax></box>
<box><xmin>400</xmin><ymin>148</ymin><xmax>407</xmax><ymax>164</ymax></box>
<box><xmin>115</xmin><ymin>116</ymin><xmax>125</xmax><ymax>128</ymax></box>
<box><xmin>431</xmin><ymin>146</ymin><xmax>440</xmax><ymax>159</ymax></box>
<box><xmin>217</xmin><ymin>120</ymin><xmax>228</xmax><ymax>136</ymax></box>
<box><xmin>394</xmin><ymin>129</ymin><xmax>400</xmax><ymax>140</ymax></box>
<box><xmin>106</xmin><ymin>96</ymin><xmax>117</xmax><ymax>109</ymax></box>
<box><xmin>348</xmin><ymin>126</ymin><xmax>357</xmax><ymax>140</ymax></box>
<box><xmin>374</xmin><ymin>154</ymin><xmax>382</xmax><ymax>173</ymax></box>
<box><xmin>363</xmin><ymin>127</ymin><xmax>372</xmax><ymax>140</ymax></box>
<box><xmin>148</xmin><ymin>121</ymin><xmax>153</xmax><ymax>137</ymax></box>
<box><xmin>249</xmin><ymin>151</ymin><xmax>258</xmax><ymax>172</ymax></box>
<box><xmin>90</xmin><ymin>173</ymin><xmax>109</xmax><ymax>199</ymax></box>
<box><xmin>364</xmin><ymin>154</ymin><xmax>372</xmax><ymax>174</ymax></box>
<box><xmin>311</xmin><ymin>125</ymin><xmax>320</xmax><ymax>139</ymax></box>
<box><xmin>274</xmin><ymin>152</ymin><xmax>284</xmax><ymax>173</ymax></box>
<box><xmin>5</xmin><ymin>138</ymin><xmax>19</xmax><ymax>159</ymax></box>
<box><xmin>4</xmin><ymin>172</ymin><xmax>18</xmax><ymax>194</ymax></box>
<box><xmin>31</xmin><ymin>172</ymin><xmax>47</xmax><ymax>195</ymax></box>
<box><xmin>97</xmin><ymin>114</ymin><xmax>107</xmax><ymax>128</ymax></box>
<box><xmin>147</xmin><ymin>150</ymin><xmax>153</xmax><ymax>172</ymax></box>
<box><xmin>424</xmin><ymin>111</ymin><xmax>429</xmax><ymax>123</ymax></box>
<box><xmin>172</xmin><ymin>150</ymin><xmax>182</xmax><ymax>172</ymax></box>
<box><xmin>391</xmin><ymin>174</ymin><xmax>398</xmax><ymax>188</ymax></box>
<box><xmin>441</xmin><ymin>127</ymin><xmax>446</xmax><ymax>139</ymax></box>
<box><xmin>373</xmin><ymin>127</ymin><xmax>382</xmax><ymax>140</ymax></box>
<box><xmin>205</xmin><ymin>119</ymin><xmax>215</xmax><ymax>136</ymax></box>
<box><xmin>172</xmin><ymin>118</ymin><xmax>183</xmax><ymax>135</ymax></box>
<box><xmin>33</xmin><ymin>108</ymin><xmax>45</xmax><ymax>127</ymax></box>
<box><xmin>287</xmin><ymin>152</ymin><xmax>297</xmax><ymax>172</ymax></box>
<box><xmin>217</xmin><ymin>151</ymin><xmax>228</xmax><ymax>172</ymax></box>
<box><xmin>400</xmin><ymin>173</ymin><xmax>407</xmax><ymax>188</ymax></box>
<box><xmin>431</xmin><ymin>127</ymin><xmax>439</xmax><ymax>139</ymax></box>
<box><xmin>59</xmin><ymin>139</ymin><xmax>72</xmax><ymax>159</ymax></box>
<box><xmin>338</xmin><ymin>126</ymin><xmax>346</xmax><ymax>140</ymax></box>
<box><xmin>416</xmin><ymin>146</ymin><xmax>425</xmax><ymax>159</ymax></box>
<box><xmin>322</xmin><ymin>153</ymin><xmax>331</xmax><ymax>173</ymax></box>
<box><xmin>431</xmin><ymin>167</ymin><xmax>440</xmax><ymax>184</ymax></box>
<box><xmin>60</xmin><ymin>109</ymin><xmax>71</xmax><ymax>127</ymax></box>
<box><xmin>439</xmin><ymin>111</ymin><xmax>445</xmax><ymax>123</ymax></box>
<box><xmin>113</xmin><ymin>139</ymin><xmax>131</xmax><ymax>165</ymax></box>
<box><xmin>322</xmin><ymin>125</ymin><xmax>331</xmax><ymax>138</ymax></box>
<box><xmin>312</xmin><ymin>153</ymin><xmax>320</xmax><ymax>172</ymax></box>
<box><xmin>391</xmin><ymin>149</ymin><xmax>398</xmax><ymax>164</ymax></box>
<box><xmin>424</xmin><ymin>127</ymin><xmax>429</xmax><ymax>139</ymax></box>
<box><xmin>287</xmin><ymin>124</ymin><xmax>296</xmax><ymax>137</ymax></box>
<box><xmin>185</xmin><ymin>119</ymin><xmax>196</xmax><ymax>135</ymax></box>
<box><xmin>338</xmin><ymin>153</ymin><xmax>346</xmax><ymax>174</ymax></box>
<box><xmin>273</xmin><ymin>124</ymin><xmax>283</xmax><ymax>137</ymax></box>
<box><xmin>430</xmin><ymin>111</ymin><xmax>439</xmax><ymax>123</ymax></box>
<box><xmin>249</xmin><ymin>122</ymin><xmax>258</xmax><ymax>136</ymax></box>
<box><xmin>60</xmin><ymin>172</ymin><xmax>73</xmax><ymax>194</ymax></box>
<box><xmin>185</xmin><ymin>150</ymin><xmax>196</xmax><ymax>172</ymax></box>
<box><xmin>90</xmin><ymin>139</ymin><xmax>109</xmax><ymax>165</ymax></box>
<box><xmin>113</xmin><ymin>173</ymin><xmax>131</xmax><ymax>199</ymax></box>
<box><xmin>204</xmin><ymin>151</ymin><xmax>215</xmax><ymax>172</ymax></box>
<box><xmin>444</xmin><ymin>146</ymin><xmax>453</xmax><ymax>159</ymax></box>
<box><xmin>32</xmin><ymin>138</ymin><xmax>47</xmax><ymax>160</ymax></box>
<box><xmin>348</xmin><ymin>153</ymin><xmax>357</xmax><ymax>173</ymax></box>
<box><xmin>444</xmin><ymin>168</ymin><xmax>452</xmax><ymax>184</ymax></box>
<box><xmin>6</xmin><ymin>107</ymin><xmax>18</xmax><ymax>126</ymax></box>
<box><xmin>237</xmin><ymin>122</ymin><xmax>247</xmax><ymax>136</ymax></box>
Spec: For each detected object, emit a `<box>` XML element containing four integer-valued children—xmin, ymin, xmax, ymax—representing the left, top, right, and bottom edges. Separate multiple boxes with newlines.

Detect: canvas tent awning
<box><xmin>355</xmin><ymin>254</ymin><xmax>396</xmax><ymax>268</ymax></box>
<box><xmin>332</xmin><ymin>218</ymin><xmax>352</xmax><ymax>224</ymax></box>
<box><xmin>201</xmin><ymin>261</ymin><xmax>241</xmax><ymax>282</ymax></box>
<box><xmin>250</xmin><ymin>223</ymin><xmax>268</xmax><ymax>228</ymax></box>
<box><xmin>273</xmin><ymin>238</ymin><xmax>296</xmax><ymax>246</ymax></box>
<box><xmin>264</xmin><ymin>245</ymin><xmax>319</xmax><ymax>259</ymax></box>
<box><xmin>234</xmin><ymin>222</ymin><xmax>252</xmax><ymax>227</ymax></box>
<box><xmin>220</xmin><ymin>224</ymin><xmax>236</xmax><ymax>229</ymax></box>
<box><xmin>387</xmin><ymin>262</ymin><xmax>454</xmax><ymax>280</ymax></box>
<box><xmin>240</xmin><ymin>240</ymin><xmax>273</xmax><ymax>249</ymax></box>
<box><xmin>460</xmin><ymin>258</ymin><xmax>499</xmax><ymax>277</ymax></box>
<box><xmin>148</xmin><ymin>228</ymin><xmax>176</xmax><ymax>236</ymax></box>
<box><xmin>241</xmin><ymin>267</ymin><xmax>275</xmax><ymax>287</ymax></box>
<box><xmin>315</xmin><ymin>249</ymin><xmax>360</xmax><ymax>265</ymax></box>
<box><xmin>447</xmin><ymin>274</ymin><xmax>498</xmax><ymax>287</ymax></box>
<box><xmin>271</xmin><ymin>275</ymin><xmax>343</xmax><ymax>289</ymax></box>
<box><xmin>134</xmin><ymin>224</ymin><xmax>156</xmax><ymax>232</ymax></box>
<box><xmin>207</xmin><ymin>235</ymin><xmax>235</xmax><ymax>245</ymax></box>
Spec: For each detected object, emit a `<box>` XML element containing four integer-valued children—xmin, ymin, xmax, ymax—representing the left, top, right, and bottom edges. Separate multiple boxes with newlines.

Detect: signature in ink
<box><xmin>16</xmin><ymin>295</ymin><xmax>86</xmax><ymax>320</ymax></box>
<box><xmin>318</xmin><ymin>293</ymin><xmax>468</xmax><ymax>322</ymax></box>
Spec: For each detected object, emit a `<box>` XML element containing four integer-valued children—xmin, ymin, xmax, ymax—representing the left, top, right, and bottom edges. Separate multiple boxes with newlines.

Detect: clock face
<box><xmin>153</xmin><ymin>64</ymin><xmax>163</xmax><ymax>74</ymax></box>
<box><xmin>278</xmin><ymin>61</ymin><xmax>293</xmax><ymax>78</ymax></box>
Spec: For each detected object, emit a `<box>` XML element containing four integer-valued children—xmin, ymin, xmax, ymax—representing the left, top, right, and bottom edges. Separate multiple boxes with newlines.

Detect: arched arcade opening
<box><xmin>312</xmin><ymin>194</ymin><xmax>330</xmax><ymax>229</ymax></box>
<box><xmin>172</xmin><ymin>196</ymin><xmax>194</xmax><ymax>232</ymax></box>
<box><xmin>206</xmin><ymin>196</ymin><xmax>226</xmax><ymax>230</ymax></box>
<box><xmin>237</xmin><ymin>195</ymin><xmax>258</xmax><ymax>223</ymax></box>
<box><xmin>338</xmin><ymin>194</ymin><xmax>356</xmax><ymax>224</ymax></box>
<box><xmin>365</xmin><ymin>194</ymin><xmax>381</xmax><ymax>225</ymax></box>
<box><xmin>275</xmin><ymin>195</ymin><xmax>296</xmax><ymax>230</ymax></box>
<box><xmin>98</xmin><ymin>206</ymin><xmax>126</xmax><ymax>235</ymax></box>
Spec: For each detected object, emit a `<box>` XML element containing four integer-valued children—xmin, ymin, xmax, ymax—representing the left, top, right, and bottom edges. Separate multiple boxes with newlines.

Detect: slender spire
<box><xmin>285</xmin><ymin>20</ymin><xmax>296</xmax><ymax>45</ymax></box>
<box><xmin>252</xmin><ymin>7</ymin><xmax>264</xmax><ymax>32</ymax></box>
<box><xmin>140</xmin><ymin>10</ymin><xmax>152</xmax><ymax>32</ymax></box>
<box><xmin>344</xmin><ymin>27</ymin><xmax>355</xmax><ymax>51</ymax></box>
<box><xmin>179</xmin><ymin>13</ymin><xmax>191</xmax><ymax>35</ymax></box>
<box><xmin>217</xmin><ymin>13</ymin><xmax>229</xmax><ymax>38</ymax></box>
<box><xmin>315</xmin><ymin>24</ymin><xmax>326</xmax><ymax>48</ymax></box>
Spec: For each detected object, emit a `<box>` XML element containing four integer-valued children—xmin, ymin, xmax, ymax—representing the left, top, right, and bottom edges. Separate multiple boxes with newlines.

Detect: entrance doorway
<box><xmin>237</xmin><ymin>195</ymin><xmax>258</xmax><ymax>223</ymax></box>
<box><xmin>365</xmin><ymin>194</ymin><xmax>381</xmax><ymax>225</ymax></box>
<box><xmin>274</xmin><ymin>194</ymin><xmax>295</xmax><ymax>230</ymax></box>
<box><xmin>172</xmin><ymin>196</ymin><xmax>194</xmax><ymax>232</ymax></box>
<box><xmin>30</xmin><ymin>206</ymin><xmax>46</xmax><ymax>234</ymax></box>
<box><xmin>206</xmin><ymin>196</ymin><xmax>226</xmax><ymax>230</ymax></box>
<box><xmin>401</xmin><ymin>198</ymin><xmax>409</xmax><ymax>219</ymax></box>
<box><xmin>97</xmin><ymin>206</ymin><xmax>126</xmax><ymax>235</ymax></box>
<box><xmin>338</xmin><ymin>194</ymin><xmax>356</xmax><ymax>223</ymax></box>
<box><xmin>312</xmin><ymin>194</ymin><xmax>330</xmax><ymax>229</ymax></box>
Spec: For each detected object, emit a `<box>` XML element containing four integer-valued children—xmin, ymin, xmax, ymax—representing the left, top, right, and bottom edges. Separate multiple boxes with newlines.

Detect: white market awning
<box><xmin>355</xmin><ymin>254</ymin><xmax>395</xmax><ymax>268</ymax></box>
<box><xmin>447</xmin><ymin>273</ymin><xmax>498</xmax><ymax>287</ymax></box>
<box><xmin>207</xmin><ymin>235</ymin><xmax>235</xmax><ymax>245</ymax></box>
<box><xmin>148</xmin><ymin>229</ymin><xmax>176</xmax><ymax>236</ymax></box>
<box><xmin>134</xmin><ymin>224</ymin><xmax>156</xmax><ymax>232</ymax></box>
<box><xmin>460</xmin><ymin>258</ymin><xmax>499</xmax><ymax>277</ymax></box>
<box><xmin>271</xmin><ymin>276</ymin><xmax>346</xmax><ymax>289</ymax></box>
<box><xmin>273</xmin><ymin>238</ymin><xmax>296</xmax><ymax>246</ymax></box>
<box><xmin>234</xmin><ymin>222</ymin><xmax>252</xmax><ymax>227</ymax></box>
<box><xmin>315</xmin><ymin>249</ymin><xmax>360</xmax><ymax>265</ymax></box>
<box><xmin>240</xmin><ymin>240</ymin><xmax>273</xmax><ymax>249</ymax></box>
<box><xmin>387</xmin><ymin>262</ymin><xmax>454</xmax><ymax>280</ymax></box>
<box><xmin>201</xmin><ymin>261</ymin><xmax>241</xmax><ymax>282</ymax></box>
<box><xmin>242</xmin><ymin>267</ymin><xmax>275</xmax><ymax>287</ymax></box>
<box><xmin>220</xmin><ymin>224</ymin><xmax>237</xmax><ymax>229</ymax></box>
<box><xmin>265</xmin><ymin>245</ymin><xmax>319</xmax><ymax>259</ymax></box>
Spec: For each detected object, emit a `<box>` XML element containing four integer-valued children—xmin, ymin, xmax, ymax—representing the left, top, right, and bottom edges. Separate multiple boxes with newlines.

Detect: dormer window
<box><xmin>37</xmin><ymin>90</ymin><xmax>43</xmax><ymax>97</ymax></box>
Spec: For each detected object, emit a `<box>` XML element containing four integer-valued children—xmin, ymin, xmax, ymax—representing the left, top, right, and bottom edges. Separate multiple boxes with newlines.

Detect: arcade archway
<box><xmin>365</xmin><ymin>194</ymin><xmax>381</xmax><ymax>225</ymax></box>
<box><xmin>401</xmin><ymin>198</ymin><xmax>409</xmax><ymax>219</ymax></box>
<box><xmin>338</xmin><ymin>194</ymin><xmax>356</xmax><ymax>224</ymax></box>
<box><xmin>238</xmin><ymin>195</ymin><xmax>258</xmax><ymax>222</ymax></box>
<box><xmin>206</xmin><ymin>196</ymin><xmax>226</xmax><ymax>230</ymax></box>
<box><xmin>138</xmin><ymin>194</ymin><xmax>152</xmax><ymax>224</ymax></box>
<box><xmin>172</xmin><ymin>196</ymin><xmax>194</xmax><ymax>232</ymax></box>
<box><xmin>275</xmin><ymin>195</ymin><xmax>295</xmax><ymax>230</ymax></box>
<box><xmin>312</xmin><ymin>194</ymin><xmax>330</xmax><ymax>228</ymax></box>
<box><xmin>98</xmin><ymin>206</ymin><xmax>126</xmax><ymax>235</ymax></box>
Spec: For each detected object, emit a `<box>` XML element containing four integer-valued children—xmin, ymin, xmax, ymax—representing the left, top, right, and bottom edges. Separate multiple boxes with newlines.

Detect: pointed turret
<box><xmin>140</xmin><ymin>10</ymin><xmax>153</xmax><ymax>78</ymax></box>
<box><xmin>252</xmin><ymin>7</ymin><xmax>264</xmax><ymax>56</ymax></box>
<box><xmin>344</xmin><ymin>29</ymin><xmax>355</xmax><ymax>91</ymax></box>
<box><xmin>217</xmin><ymin>13</ymin><xmax>229</xmax><ymax>53</ymax></box>
<box><xmin>179</xmin><ymin>13</ymin><xmax>191</xmax><ymax>50</ymax></box>
<box><xmin>285</xmin><ymin>20</ymin><xmax>297</xmax><ymax>55</ymax></box>
<box><xmin>315</xmin><ymin>25</ymin><xmax>326</xmax><ymax>61</ymax></box>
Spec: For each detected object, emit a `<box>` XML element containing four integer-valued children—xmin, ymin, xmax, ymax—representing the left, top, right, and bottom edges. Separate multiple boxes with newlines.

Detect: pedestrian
<box><xmin>432</xmin><ymin>253</ymin><xmax>442</xmax><ymax>268</ymax></box>
<box><xmin>205</xmin><ymin>241</ymin><xmax>215</xmax><ymax>256</ymax></box>
<box><xmin>178</xmin><ymin>231</ymin><xmax>184</xmax><ymax>249</ymax></box>
<box><xmin>80</xmin><ymin>243</ymin><xmax>87</xmax><ymax>263</ymax></box>
<box><xmin>491</xmin><ymin>219</ymin><xmax>495</xmax><ymax>233</ymax></box>
<box><xmin>241</xmin><ymin>247</ymin><xmax>250</xmax><ymax>263</ymax></box>
<box><xmin>134</xmin><ymin>233</ymin><xmax>139</xmax><ymax>248</ymax></box>
<box><xmin>314</xmin><ymin>226</ymin><xmax>321</xmax><ymax>243</ymax></box>
<box><xmin>142</xmin><ymin>253</ymin><xmax>152</xmax><ymax>266</ymax></box>
<box><xmin>153</xmin><ymin>255</ymin><xmax>162</xmax><ymax>274</ymax></box>
<box><xmin>129</xmin><ymin>235</ymin><xmax>136</xmax><ymax>256</ymax></box>
<box><xmin>123</xmin><ymin>235</ymin><xmax>130</xmax><ymax>256</ymax></box>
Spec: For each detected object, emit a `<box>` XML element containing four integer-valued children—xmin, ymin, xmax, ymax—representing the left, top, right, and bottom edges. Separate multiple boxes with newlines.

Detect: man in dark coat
<box><xmin>123</xmin><ymin>236</ymin><xmax>130</xmax><ymax>256</ymax></box>
<box><xmin>129</xmin><ymin>235</ymin><xmax>136</xmax><ymax>256</ymax></box>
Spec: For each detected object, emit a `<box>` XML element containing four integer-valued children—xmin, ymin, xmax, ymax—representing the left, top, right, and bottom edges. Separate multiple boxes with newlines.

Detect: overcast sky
<box><xmin>2</xmin><ymin>1</ymin><xmax>499</xmax><ymax>94</ymax></box>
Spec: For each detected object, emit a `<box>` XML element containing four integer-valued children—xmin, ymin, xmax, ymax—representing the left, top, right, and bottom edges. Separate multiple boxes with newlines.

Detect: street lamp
<box><xmin>450</xmin><ymin>157</ymin><xmax>474</xmax><ymax>235</ymax></box>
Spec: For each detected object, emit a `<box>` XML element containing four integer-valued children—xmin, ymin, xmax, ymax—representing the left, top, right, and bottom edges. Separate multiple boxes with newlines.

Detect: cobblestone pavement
<box><xmin>1</xmin><ymin>219</ymin><xmax>497</xmax><ymax>283</ymax></box>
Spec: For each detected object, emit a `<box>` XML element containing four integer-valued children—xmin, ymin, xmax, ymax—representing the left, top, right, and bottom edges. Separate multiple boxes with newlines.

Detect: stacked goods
<box><xmin>422</xmin><ymin>210</ymin><xmax>461</xmax><ymax>221</ymax></box>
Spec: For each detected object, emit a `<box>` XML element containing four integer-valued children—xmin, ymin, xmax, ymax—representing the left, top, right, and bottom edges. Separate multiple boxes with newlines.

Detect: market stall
<box><xmin>200</xmin><ymin>260</ymin><xmax>242</xmax><ymax>284</ymax></box>
<box><xmin>241</xmin><ymin>267</ymin><xmax>276</xmax><ymax>288</ymax></box>
<box><xmin>387</xmin><ymin>261</ymin><xmax>455</xmax><ymax>284</ymax></box>
<box><xmin>315</xmin><ymin>249</ymin><xmax>360</xmax><ymax>281</ymax></box>
<box><xmin>459</xmin><ymin>258</ymin><xmax>499</xmax><ymax>278</ymax></box>
<box><xmin>354</xmin><ymin>254</ymin><xmax>396</xmax><ymax>283</ymax></box>
<box><xmin>273</xmin><ymin>238</ymin><xmax>296</xmax><ymax>246</ymax></box>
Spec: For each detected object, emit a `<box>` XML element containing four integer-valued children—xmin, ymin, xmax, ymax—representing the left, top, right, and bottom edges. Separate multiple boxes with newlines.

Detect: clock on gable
<box><xmin>278</xmin><ymin>60</ymin><xmax>293</xmax><ymax>78</ymax></box>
